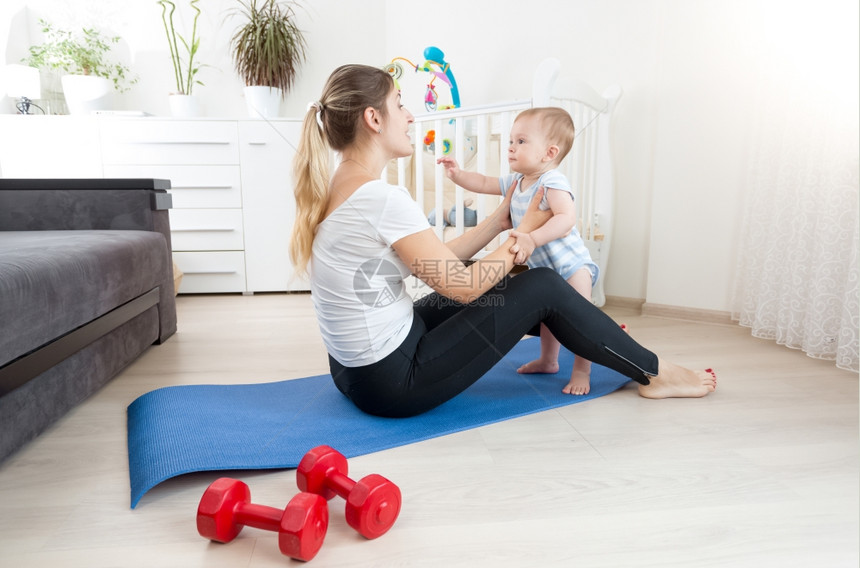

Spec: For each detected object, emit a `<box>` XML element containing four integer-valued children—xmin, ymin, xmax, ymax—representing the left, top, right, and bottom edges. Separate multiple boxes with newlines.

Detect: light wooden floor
<box><xmin>1</xmin><ymin>293</ymin><xmax>857</xmax><ymax>567</ymax></box>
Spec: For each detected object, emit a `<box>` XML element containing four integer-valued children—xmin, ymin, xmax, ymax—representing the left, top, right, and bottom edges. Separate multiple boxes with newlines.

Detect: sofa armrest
<box><xmin>0</xmin><ymin>178</ymin><xmax>173</xmax><ymax>248</ymax></box>
<box><xmin>0</xmin><ymin>178</ymin><xmax>176</xmax><ymax>343</ymax></box>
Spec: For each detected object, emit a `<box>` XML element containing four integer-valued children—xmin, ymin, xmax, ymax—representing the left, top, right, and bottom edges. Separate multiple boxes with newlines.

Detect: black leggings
<box><xmin>329</xmin><ymin>267</ymin><xmax>658</xmax><ymax>418</ymax></box>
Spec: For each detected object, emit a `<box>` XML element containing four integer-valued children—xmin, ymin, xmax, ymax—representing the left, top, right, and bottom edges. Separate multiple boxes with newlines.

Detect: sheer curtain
<box><xmin>731</xmin><ymin>2</ymin><xmax>859</xmax><ymax>372</ymax></box>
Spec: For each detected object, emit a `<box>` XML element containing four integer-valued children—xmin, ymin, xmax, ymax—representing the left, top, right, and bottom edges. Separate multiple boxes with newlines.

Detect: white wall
<box><xmin>2</xmin><ymin>0</ymin><xmax>857</xmax><ymax>313</ymax></box>
<box><xmin>646</xmin><ymin>0</ymin><xmax>858</xmax><ymax>311</ymax></box>
<box><xmin>646</xmin><ymin>0</ymin><xmax>760</xmax><ymax>310</ymax></box>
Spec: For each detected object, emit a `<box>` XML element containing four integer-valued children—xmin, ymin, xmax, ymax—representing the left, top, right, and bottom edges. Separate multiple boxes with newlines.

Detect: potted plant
<box><xmin>23</xmin><ymin>19</ymin><xmax>137</xmax><ymax>115</ymax></box>
<box><xmin>229</xmin><ymin>0</ymin><xmax>307</xmax><ymax>118</ymax></box>
<box><xmin>158</xmin><ymin>0</ymin><xmax>205</xmax><ymax>116</ymax></box>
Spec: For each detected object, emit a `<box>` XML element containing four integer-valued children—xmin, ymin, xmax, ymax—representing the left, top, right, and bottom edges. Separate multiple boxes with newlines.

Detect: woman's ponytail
<box><xmin>290</xmin><ymin>104</ymin><xmax>330</xmax><ymax>276</ymax></box>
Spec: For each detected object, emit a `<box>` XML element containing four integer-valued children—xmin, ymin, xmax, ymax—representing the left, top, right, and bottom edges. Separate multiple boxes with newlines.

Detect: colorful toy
<box><xmin>296</xmin><ymin>445</ymin><xmax>402</xmax><ymax>540</ymax></box>
<box><xmin>420</xmin><ymin>46</ymin><xmax>460</xmax><ymax>109</ymax></box>
<box><xmin>385</xmin><ymin>47</ymin><xmax>465</xmax><ymax>160</ymax></box>
<box><xmin>423</xmin><ymin>129</ymin><xmax>454</xmax><ymax>155</ymax></box>
<box><xmin>385</xmin><ymin>46</ymin><xmax>460</xmax><ymax>113</ymax></box>
<box><xmin>196</xmin><ymin>478</ymin><xmax>328</xmax><ymax>562</ymax></box>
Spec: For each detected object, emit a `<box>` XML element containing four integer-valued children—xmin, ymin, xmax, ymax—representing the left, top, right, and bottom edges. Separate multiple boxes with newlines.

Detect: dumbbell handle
<box><xmin>322</xmin><ymin>468</ymin><xmax>356</xmax><ymax>499</ymax></box>
<box><xmin>233</xmin><ymin>501</ymin><xmax>285</xmax><ymax>532</ymax></box>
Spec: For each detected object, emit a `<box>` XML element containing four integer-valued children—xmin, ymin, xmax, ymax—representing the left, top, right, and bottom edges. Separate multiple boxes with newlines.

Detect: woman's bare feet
<box><xmin>638</xmin><ymin>359</ymin><xmax>717</xmax><ymax>399</ymax></box>
<box><xmin>563</xmin><ymin>369</ymin><xmax>591</xmax><ymax>395</ymax></box>
<box><xmin>517</xmin><ymin>359</ymin><xmax>559</xmax><ymax>374</ymax></box>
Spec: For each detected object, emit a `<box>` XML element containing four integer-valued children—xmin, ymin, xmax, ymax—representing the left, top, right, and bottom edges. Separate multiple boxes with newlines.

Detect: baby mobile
<box><xmin>384</xmin><ymin>46</ymin><xmax>461</xmax><ymax>155</ymax></box>
<box><xmin>384</xmin><ymin>47</ymin><xmax>477</xmax><ymax>228</ymax></box>
<box><xmin>385</xmin><ymin>46</ymin><xmax>460</xmax><ymax>112</ymax></box>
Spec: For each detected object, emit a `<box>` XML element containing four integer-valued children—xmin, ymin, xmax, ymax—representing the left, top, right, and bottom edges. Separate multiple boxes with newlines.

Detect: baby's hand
<box><xmin>509</xmin><ymin>230</ymin><xmax>537</xmax><ymax>264</ymax></box>
<box><xmin>436</xmin><ymin>157</ymin><xmax>460</xmax><ymax>180</ymax></box>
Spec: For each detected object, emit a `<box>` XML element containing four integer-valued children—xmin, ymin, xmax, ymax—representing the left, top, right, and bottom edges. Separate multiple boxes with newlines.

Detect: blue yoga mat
<box><xmin>127</xmin><ymin>337</ymin><xmax>631</xmax><ymax>508</ymax></box>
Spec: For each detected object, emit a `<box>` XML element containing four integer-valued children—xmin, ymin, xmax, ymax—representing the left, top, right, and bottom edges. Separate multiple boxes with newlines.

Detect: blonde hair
<box><xmin>515</xmin><ymin>107</ymin><xmax>575</xmax><ymax>164</ymax></box>
<box><xmin>290</xmin><ymin>64</ymin><xmax>394</xmax><ymax>276</ymax></box>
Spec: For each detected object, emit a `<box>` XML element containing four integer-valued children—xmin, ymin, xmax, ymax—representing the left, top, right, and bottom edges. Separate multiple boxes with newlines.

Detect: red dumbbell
<box><xmin>196</xmin><ymin>477</ymin><xmax>328</xmax><ymax>562</ymax></box>
<box><xmin>296</xmin><ymin>445</ymin><xmax>401</xmax><ymax>540</ymax></box>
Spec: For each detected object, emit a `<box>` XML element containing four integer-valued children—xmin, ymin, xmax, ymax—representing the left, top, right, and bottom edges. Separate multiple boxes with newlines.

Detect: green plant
<box><xmin>23</xmin><ymin>19</ymin><xmax>137</xmax><ymax>92</ymax></box>
<box><xmin>158</xmin><ymin>0</ymin><xmax>204</xmax><ymax>95</ymax></box>
<box><xmin>230</xmin><ymin>0</ymin><xmax>307</xmax><ymax>94</ymax></box>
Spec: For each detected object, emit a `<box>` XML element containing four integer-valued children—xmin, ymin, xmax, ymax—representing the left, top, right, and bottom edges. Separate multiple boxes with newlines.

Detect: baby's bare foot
<box><xmin>517</xmin><ymin>359</ymin><xmax>559</xmax><ymax>374</ymax></box>
<box><xmin>562</xmin><ymin>370</ymin><xmax>591</xmax><ymax>395</ymax></box>
<box><xmin>638</xmin><ymin>359</ymin><xmax>717</xmax><ymax>399</ymax></box>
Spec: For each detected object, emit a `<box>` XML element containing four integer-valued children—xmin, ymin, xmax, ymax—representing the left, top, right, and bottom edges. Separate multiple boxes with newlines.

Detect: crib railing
<box><xmin>391</xmin><ymin>100</ymin><xmax>531</xmax><ymax>242</ymax></box>
<box><xmin>546</xmin><ymin>79</ymin><xmax>622</xmax><ymax>307</ymax></box>
<box><xmin>393</xmin><ymin>92</ymin><xmax>619</xmax><ymax>243</ymax></box>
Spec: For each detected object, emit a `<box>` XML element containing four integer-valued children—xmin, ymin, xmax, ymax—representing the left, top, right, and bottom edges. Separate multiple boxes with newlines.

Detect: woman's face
<box><xmin>381</xmin><ymin>87</ymin><xmax>415</xmax><ymax>159</ymax></box>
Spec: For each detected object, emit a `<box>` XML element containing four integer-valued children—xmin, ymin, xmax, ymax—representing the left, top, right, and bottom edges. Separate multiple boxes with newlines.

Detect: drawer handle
<box><xmin>130</xmin><ymin>141</ymin><xmax>232</xmax><ymax>145</ymax></box>
<box><xmin>183</xmin><ymin>270</ymin><xmax>238</xmax><ymax>275</ymax></box>
<box><xmin>247</xmin><ymin>141</ymin><xmax>267</xmax><ymax>146</ymax></box>
<box><xmin>172</xmin><ymin>228</ymin><xmax>237</xmax><ymax>233</ymax></box>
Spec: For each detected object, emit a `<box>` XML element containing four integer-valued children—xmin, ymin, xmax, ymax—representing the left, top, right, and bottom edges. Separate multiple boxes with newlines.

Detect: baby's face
<box><xmin>507</xmin><ymin>115</ymin><xmax>553</xmax><ymax>175</ymax></box>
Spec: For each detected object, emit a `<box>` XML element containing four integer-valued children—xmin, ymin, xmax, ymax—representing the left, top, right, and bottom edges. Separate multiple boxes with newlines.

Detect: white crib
<box><xmin>389</xmin><ymin>58</ymin><xmax>622</xmax><ymax>306</ymax></box>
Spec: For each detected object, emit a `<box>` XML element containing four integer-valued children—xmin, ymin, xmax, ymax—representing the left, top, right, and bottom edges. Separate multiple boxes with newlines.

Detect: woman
<box><xmin>291</xmin><ymin>64</ymin><xmax>715</xmax><ymax>418</ymax></box>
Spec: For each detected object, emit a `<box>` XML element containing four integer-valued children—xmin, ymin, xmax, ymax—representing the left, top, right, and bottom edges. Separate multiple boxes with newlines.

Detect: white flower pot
<box><xmin>61</xmin><ymin>75</ymin><xmax>113</xmax><ymax>115</ymax></box>
<box><xmin>244</xmin><ymin>86</ymin><xmax>282</xmax><ymax>118</ymax></box>
<box><xmin>168</xmin><ymin>94</ymin><xmax>203</xmax><ymax>117</ymax></box>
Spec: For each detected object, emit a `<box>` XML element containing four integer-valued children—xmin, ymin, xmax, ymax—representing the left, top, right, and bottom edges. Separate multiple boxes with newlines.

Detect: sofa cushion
<box><xmin>0</xmin><ymin>230</ymin><xmax>170</xmax><ymax>368</ymax></box>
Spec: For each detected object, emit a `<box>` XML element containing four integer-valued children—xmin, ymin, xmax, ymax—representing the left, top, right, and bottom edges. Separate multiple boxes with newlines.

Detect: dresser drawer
<box><xmin>169</xmin><ymin>209</ymin><xmax>244</xmax><ymax>251</ymax></box>
<box><xmin>103</xmin><ymin>165</ymin><xmax>242</xmax><ymax>208</ymax></box>
<box><xmin>100</xmin><ymin>120</ymin><xmax>240</xmax><ymax>165</ymax></box>
<box><xmin>173</xmin><ymin>251</ymin><xmax>246</xmax><ymax>294</ymax></box>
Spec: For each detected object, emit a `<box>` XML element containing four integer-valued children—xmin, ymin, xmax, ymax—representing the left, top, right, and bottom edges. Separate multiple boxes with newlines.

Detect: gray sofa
<box><xmin>0</xmin><ymin>178</ymin><xmax>177</xmax><ymax>462</ymax></box>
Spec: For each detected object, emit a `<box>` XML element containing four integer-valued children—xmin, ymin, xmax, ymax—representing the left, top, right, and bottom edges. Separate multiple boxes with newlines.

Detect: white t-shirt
<box><xmin>311</xmin><ymin>180</ymin><xmax>430</xmax><ymax>366</ymax></box>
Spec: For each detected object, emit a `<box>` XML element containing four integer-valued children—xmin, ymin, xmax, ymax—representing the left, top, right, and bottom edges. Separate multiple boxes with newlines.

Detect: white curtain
<box><xmin>731</xmin><ymin>1</ymin><xmax>859</xmax><ymax>372</ymax></box>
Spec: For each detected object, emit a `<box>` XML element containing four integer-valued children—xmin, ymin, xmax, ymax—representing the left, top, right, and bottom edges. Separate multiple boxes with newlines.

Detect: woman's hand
<box><xmin>516</xmin><ymin>186</ymin><xmax>552</xmax><ymax>232</ymax></box>
<box><xmin>491</xmin><ymin>178</ymin><xmax>517</xmax><ymax>232</ymax></box>
<box><xmin>509</xmin><ymin>186</ymin><xmax>551</xmax><ymax>260</ymax></box>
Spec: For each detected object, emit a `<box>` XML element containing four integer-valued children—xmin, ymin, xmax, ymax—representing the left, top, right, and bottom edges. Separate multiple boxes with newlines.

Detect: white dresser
<box><xmin>0</xmin><ymin>115</ymin><xmax>308</xmax><ymax>294</ymax></box>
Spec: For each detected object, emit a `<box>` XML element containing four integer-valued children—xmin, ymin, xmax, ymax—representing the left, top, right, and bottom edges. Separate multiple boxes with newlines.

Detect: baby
<box><xmin>437</xmin><ymin>106</ymin><xmax>602</xmax><ymax>395</ymax></box>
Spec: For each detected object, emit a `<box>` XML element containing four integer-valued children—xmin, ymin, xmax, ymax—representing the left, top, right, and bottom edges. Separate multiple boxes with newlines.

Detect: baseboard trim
<box><xmin>603</xmin><ymin>296</ymin><xmax>735</xmax><ymax>326</ymax></box>
<box><xmin>641</xmin><ymin>302</ymin><xmax>735</xmax><ymax>326</ymax></box>
<box><xmin>604</xmin><ymin>295</ymin><xmax>645</xmax><ymax>311</ymax></box>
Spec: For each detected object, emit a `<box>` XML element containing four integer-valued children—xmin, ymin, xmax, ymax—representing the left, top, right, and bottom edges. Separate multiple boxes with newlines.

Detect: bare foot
<box><xmin>638</xmin><ymin>359</ymin><xmax>717</xmax><ymax>399</ymax></box>
<box><xmin>562</xmin><ymin>369</ymin><xmax>591</xmax><ymax>395</ymax></box>
<box><xmin>517</xmin><ymin>358</ymin><xmax>559</xmax><ymax>374</ymax></box>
